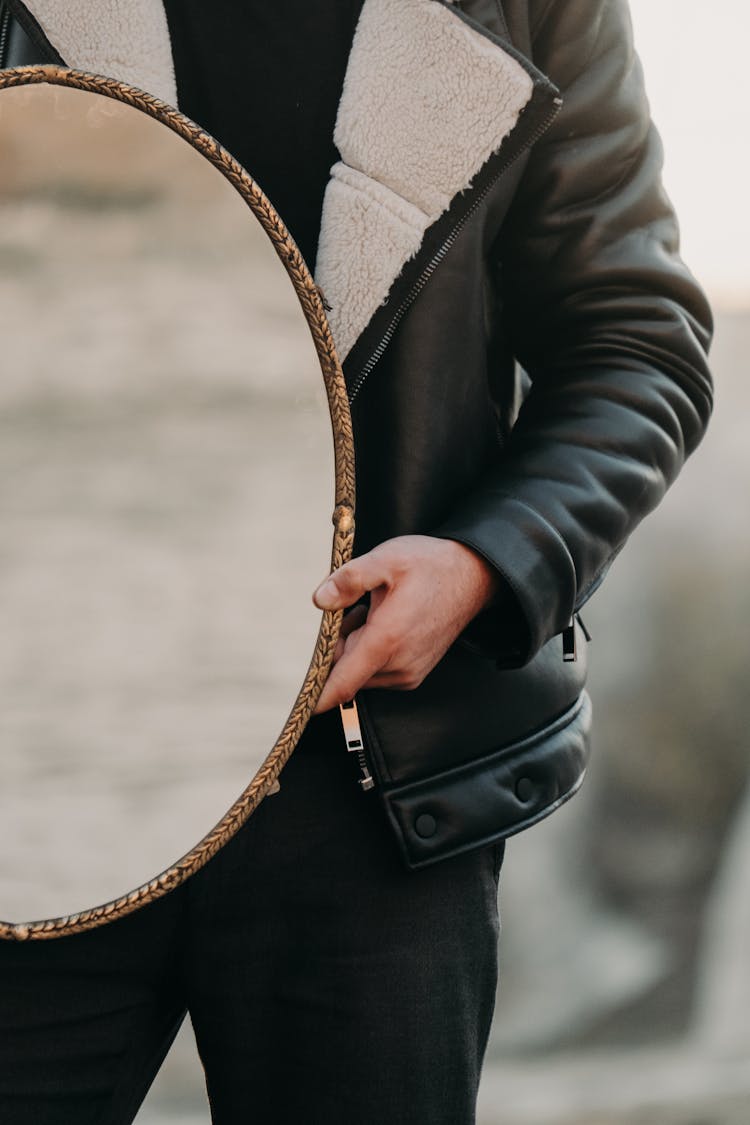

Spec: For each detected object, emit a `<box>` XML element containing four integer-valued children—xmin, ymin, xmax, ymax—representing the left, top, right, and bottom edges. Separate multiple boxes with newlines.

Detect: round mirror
<box><xmin>0</xmin><ymin>67</ymin><xmax>354</xmax><ymax>940</ymax></box>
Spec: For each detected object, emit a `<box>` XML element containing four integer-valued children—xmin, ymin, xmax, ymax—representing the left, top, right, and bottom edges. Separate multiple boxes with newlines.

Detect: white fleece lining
<box><xmin>315</xmin><ymin>0</ymin><xmax>534</xmax><ymax>360</ymax></box>
<box><xmin>319</xmin><ymin>165</ymin><xmax>428</xmax><ymax>365</ymax></box>
<box><xmin>22</xmin><ymin>0</ymin><xmax>533</xmax><ymax>362</ymax></box>
<box><xmin>26</xmin><ymin>0</ymin><xmax>177</xmax><ymax>106</ymax></box>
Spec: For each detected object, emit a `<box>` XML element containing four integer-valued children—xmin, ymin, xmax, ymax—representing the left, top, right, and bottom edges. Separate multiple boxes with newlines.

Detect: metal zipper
<box><xmin>0</xmin><ymin>5</ymin><xmax>12</xmax><ymax>68</ymax></box>
<box><xmin>339</xmin><ymin>698</ymin><xmax>375</xmax><ymax>791</ymax></box>
<box><xmin>333</xmin><ymin>41</ymin><xmax>565</xmax><ymax>773</ymax></box>
<box><xmin>335</xmin><ymin>97</ymin><xmax>564</xmax><ymax>786</ymax></box>
<box><xmin>347</xmin><ymin>94</ymin><xmax>562</xmax><ymax>405</ymax></box>
<box><xmin>1</xmin><ymin>0</ymin><xmax>63</xmax><ymax>65</ymax></box>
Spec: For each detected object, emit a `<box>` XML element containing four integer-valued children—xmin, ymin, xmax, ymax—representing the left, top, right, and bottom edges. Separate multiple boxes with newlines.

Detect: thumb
<box><xmin>313</xmin><ymin>551</ymin><xmax>390</xmax><ymax>610</ymax></box>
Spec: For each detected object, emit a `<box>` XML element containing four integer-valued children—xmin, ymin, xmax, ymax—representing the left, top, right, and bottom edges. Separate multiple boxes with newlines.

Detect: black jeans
<box><xmin>0</xmin><ymin>741</ymin><xmax>503</xmax><ymax>1125</ymax></box>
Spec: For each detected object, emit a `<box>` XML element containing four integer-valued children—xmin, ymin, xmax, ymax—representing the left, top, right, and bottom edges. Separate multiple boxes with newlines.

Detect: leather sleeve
<box><xmin>437</xmin><ymin>0</ymin><xmax>713</xmax><ymax>664</ymax></box>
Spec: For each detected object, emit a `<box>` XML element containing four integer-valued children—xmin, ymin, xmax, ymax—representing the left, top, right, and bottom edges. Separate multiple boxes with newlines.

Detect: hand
<box><xmin>312</xmin><ymin>535</ymin><xmax>499</xmax><ymax>713</ymax></box>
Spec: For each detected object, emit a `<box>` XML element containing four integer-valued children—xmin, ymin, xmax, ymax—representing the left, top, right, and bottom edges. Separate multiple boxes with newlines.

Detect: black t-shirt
<box><xmin>163</xmin><ymin>0</ymin><xmax>364</xmax><ymax>267</ymax></box>
<box><xmin>163</xmin><ymin>3</ymin><xmax>364</xmax><ymax>753</ymax></box>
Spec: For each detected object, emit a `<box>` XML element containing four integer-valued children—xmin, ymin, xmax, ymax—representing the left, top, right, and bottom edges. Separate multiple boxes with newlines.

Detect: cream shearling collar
<box><xmin>17</xmin><ymin>0</ymin><xmax>534</xmax><ymax>361</ymax></box>
<box><xmin>315</xmin><ymin>0</ymin><xmax>534</xmax><ymax>359</ymax></box>
<box><xmin>21</xmin><ymin>0</ymin><xmax>177</xmax><ymax>106</ymax></box>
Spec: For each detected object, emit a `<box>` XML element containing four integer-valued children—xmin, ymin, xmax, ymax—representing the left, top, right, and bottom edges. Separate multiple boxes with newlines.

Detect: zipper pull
<box><xmin>339</xmin><ymin>698</ymin><xmax>375</xmax><ymax>791</ymax></box>
<box><xmin>562</xmin><ymin>613</ymin><xmax>593</xmax><ymax>662</ymax></box>
<box><xmin>562</xmin><ymin>617</ymin><xmax>577</xmax><ymax>662</ymax></box>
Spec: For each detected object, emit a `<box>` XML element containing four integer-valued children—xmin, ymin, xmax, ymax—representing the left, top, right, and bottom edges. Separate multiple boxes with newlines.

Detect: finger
<box><xmin>314</xmin><ymin>623</ymin><xmax>392</xmax><ymax>713</ymax></box>
<box><xmin>351</xmin><ymin>664</ymin><xmax>428</xmax><ymax>693</ymax></box>
<box><xmin>312</xmin><ymin>550</ymin><xmax>391</xmax><ymax>611</ymax></box>
<box><xmin>340</xmin><ymin>604</ymin><xmax>368</xmax><ymax>637</ymax></box>
<box><xmin>317</xmin><ymin>650</ymin><xmax>429</xmax><ymax>710</ymax></box>
<box><xmin>331</xmin><ymin>605</ymin><xmax>368</xmax><ymax>664</ymax></box>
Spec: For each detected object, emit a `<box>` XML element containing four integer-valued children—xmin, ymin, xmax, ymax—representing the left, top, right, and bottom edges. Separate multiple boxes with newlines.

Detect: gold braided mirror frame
<box><xmin>0</xmin><ymin>64</ymin><xmax>355</xmax><ymax>942</ymax></box>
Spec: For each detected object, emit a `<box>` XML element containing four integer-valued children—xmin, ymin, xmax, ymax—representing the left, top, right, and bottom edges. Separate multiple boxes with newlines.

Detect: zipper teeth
<box><xmin>356</xmin><ymin>747</ymin><xmax>374</xmax><ymax>790</ymax></box>
<box><xmin>0</xmin><ymin>6</ymin><xmax>11</xmax><ymax>67</ymax></box>
<box><xmin>340</xmin><ymin>97</ymin><xmax>563</xmax><ymax>788</ymax></box>
<box><xmin>1</xmin><ymin>0</ymin><xmax>62</xmax><ymax>65</ymax></box>
<box><xmin>347</xmin><ymin>97</ymin><xmax>562</xmax><ymax>405</ymax></box>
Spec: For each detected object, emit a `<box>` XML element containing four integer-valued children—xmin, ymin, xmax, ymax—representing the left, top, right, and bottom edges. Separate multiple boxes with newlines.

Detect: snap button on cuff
<box><xmin>515</xmin><ymin>777</ymin><xmax>535</xmax><ymax>803</ymax></box>
<box><xmin>414</xmin><ymin>813</ymin><xmax>437</xmax><ymax>839</ymax></box>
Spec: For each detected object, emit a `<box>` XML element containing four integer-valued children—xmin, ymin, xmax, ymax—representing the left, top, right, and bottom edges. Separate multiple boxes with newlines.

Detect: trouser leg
<box><xmin>187</xmin><ymin>745</ymin><xmax>502</xmax><ymax>1125</ymax></box>
<box><xmin>0</xmin><ymin>743</ymin><xmax>502</xmax><ymax>1124</ymax></box>
<box><xmin>0</xmin><ymin>890</ymin><xmax>186</xmax><ymax>1125</ymax></box>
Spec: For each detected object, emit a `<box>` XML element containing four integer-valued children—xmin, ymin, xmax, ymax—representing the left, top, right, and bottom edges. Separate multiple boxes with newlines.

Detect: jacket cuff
<box><xmin>435</xmin><ymin>492</ymin><xmax>578</xmax><ymax>664</ymax></box>
<box><xmin>458</xmin><ymin>575</ymin><xmax>531</xmax><ymax>668</ymax></box>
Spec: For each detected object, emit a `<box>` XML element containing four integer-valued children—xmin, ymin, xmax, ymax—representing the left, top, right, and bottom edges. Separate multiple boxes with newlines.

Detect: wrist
<box><xmin>449</xmin><ymin>540</ymin><xmax>501</xmax><ymax>615</ymax></box>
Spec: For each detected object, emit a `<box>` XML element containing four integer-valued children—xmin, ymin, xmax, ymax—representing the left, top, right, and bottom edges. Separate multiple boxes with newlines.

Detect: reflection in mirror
<box><xmin>0</xmin><ymin>79</ymin><xmax>339</xmax><ymax>930</ymax></box>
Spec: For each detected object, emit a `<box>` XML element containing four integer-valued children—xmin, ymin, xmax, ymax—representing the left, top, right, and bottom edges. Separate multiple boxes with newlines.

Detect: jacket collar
<box><xmin>315</xmin><ymin>0</ymin><xmax>535</xmax><ymax>360</ymax></box>
<box><xmin>19</xmin><ymin>0</ymin><xmax>177</xmax><ymax>105</ymax></box>
<box><xmin>18</xmin><ymin>0</ymin><xmax>538</xmax><ymax>362</ymax></box>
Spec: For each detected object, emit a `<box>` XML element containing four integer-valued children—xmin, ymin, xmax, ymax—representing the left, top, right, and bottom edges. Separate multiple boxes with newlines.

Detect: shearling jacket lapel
<box><xmin>14</xmin><ymin>0</ymin><xmax>176</xmax><ymax>105</ymax></box>
<box><xmin>14</xmin><ymin>0</ymin><xmax>548</xmax><ymax>365</ymax></box>
<box><xmin>315</xmin><ymin>0</ymin><xmax>536</xmax><ymax>360</ymax></box>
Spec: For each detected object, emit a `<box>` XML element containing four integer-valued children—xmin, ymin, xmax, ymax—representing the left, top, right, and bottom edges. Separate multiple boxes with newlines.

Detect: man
<box><xmin>0</xmin><ymin>1</ymin><xmax>712</xmax><ymax>1123</ymax></box>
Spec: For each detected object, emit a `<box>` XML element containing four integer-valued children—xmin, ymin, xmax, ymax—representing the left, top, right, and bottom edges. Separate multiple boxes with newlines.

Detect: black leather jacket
<box><xmin>329</xmin><ymin>0</ymin><xmax>712</xmax><ymax>866</ymax></box>
<box><xmin>1</xmin><ymin>0</ymin><xmax>713</xmax><ymax>869</ymax></box>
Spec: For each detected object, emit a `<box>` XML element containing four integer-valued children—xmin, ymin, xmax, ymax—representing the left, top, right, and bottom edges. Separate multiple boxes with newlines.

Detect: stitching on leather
<box><xmin>387</xmin><ymin>693</ymin><xmax>588</xmax><ymax>799</ymax></box>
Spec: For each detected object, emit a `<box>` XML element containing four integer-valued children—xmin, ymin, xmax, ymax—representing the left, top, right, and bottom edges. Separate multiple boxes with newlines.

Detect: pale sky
<box><xmin>628</xmin><ymin>1</ymin><xmax>748</xmax><ymax>307</ymax></box>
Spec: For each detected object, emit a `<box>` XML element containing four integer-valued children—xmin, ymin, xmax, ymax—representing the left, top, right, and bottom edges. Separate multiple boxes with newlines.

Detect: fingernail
<box><xmin>313</xmin><ymin>578</ymin><xmax>338</xmax><ymax>609</ymax></box>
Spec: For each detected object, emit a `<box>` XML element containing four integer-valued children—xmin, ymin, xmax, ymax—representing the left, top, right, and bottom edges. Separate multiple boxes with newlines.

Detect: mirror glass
<box><xmin>0</xmin><ymin>79</ymin><xmax>338</xmax><ymax>930</ymax></box>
